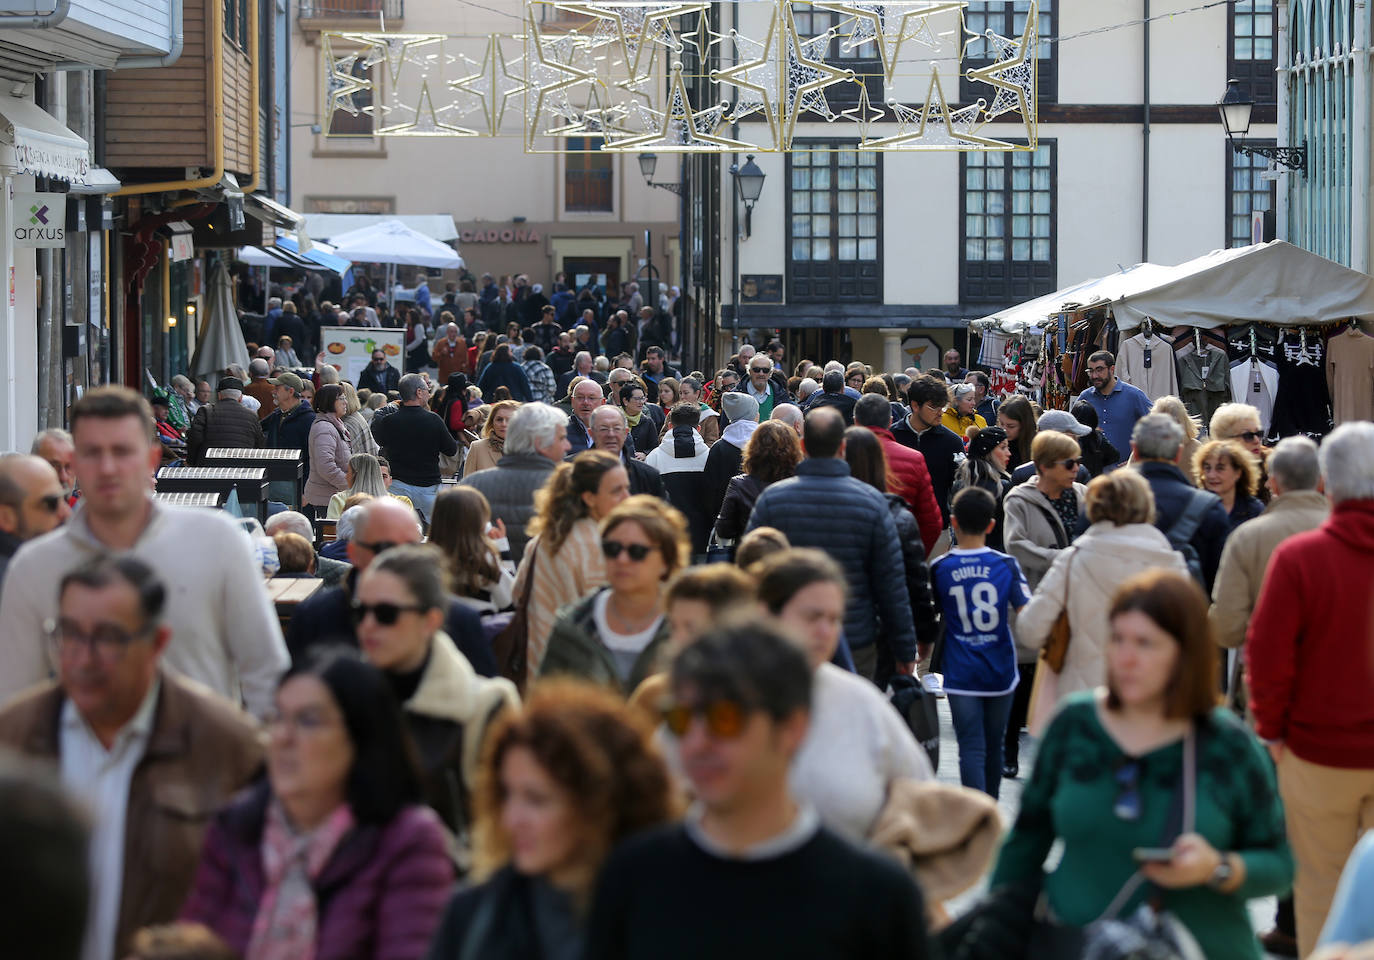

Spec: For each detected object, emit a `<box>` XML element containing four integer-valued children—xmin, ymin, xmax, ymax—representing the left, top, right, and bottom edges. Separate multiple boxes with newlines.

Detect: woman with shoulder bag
<box><xmin>961</xmin><ymin>570</ymin><xmax>1292</xmax><ymax>960</ymax></box>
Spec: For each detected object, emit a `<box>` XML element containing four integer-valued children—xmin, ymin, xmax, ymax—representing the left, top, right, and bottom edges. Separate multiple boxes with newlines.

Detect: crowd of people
<box><xmin>0</xmin><ymin>331</ymin><xmax>1371</xmax><ymax>960</ymax></box>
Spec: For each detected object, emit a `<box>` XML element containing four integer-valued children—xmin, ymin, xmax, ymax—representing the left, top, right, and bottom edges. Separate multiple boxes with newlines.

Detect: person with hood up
<box><xmin>702</xmin><ymin>392</ymin><xmax>759</xmax><ymax>530</ymax></box>
<box><xmin>644</xmin><ymin>402</ymin><xmax>712</xmax><ymax>556</ymax></box>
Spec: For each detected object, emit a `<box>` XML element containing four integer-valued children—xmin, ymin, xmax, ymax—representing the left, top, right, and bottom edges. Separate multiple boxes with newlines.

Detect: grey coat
<box><xmin>459</xmin><ymin>452</ymin><xmax>557</xmax><ymax>561</ymax></box>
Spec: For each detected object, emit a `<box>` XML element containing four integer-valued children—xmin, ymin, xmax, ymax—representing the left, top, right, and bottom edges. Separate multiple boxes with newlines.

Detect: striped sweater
<box><xmin>514</xmin><ymin>517</ymin><xmax>607</xmax><ymax>685</ymax></box>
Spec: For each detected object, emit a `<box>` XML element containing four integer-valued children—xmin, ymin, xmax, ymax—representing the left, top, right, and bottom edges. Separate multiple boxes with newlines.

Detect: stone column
<box><xmin>879</xmin><ymin>327</ymin><xmax>907</xmax><ymax>375</ymax></box>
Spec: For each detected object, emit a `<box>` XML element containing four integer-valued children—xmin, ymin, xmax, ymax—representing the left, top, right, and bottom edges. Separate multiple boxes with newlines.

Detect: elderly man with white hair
<box><xmin>770</xmin><ymin>401</ymin><xmax>803</xmax><ymax>436</ymax></box>
<box><xmin>1247</xmin><ymin>421</ymin><xmax>1374</xmax><ymax>958</ymax></box>
<box><xmin>461</xmin><ymin>402</ymin><xmax>570</xmax><ymax>560</ymax></box>
<box><xmin>264</xmin><ymin>510</ymin><xmax>350</xmax><ymax>587</ymax></box>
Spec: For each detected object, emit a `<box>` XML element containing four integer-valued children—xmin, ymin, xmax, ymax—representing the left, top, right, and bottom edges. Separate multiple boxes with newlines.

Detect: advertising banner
<box><xmin>319</xmin><ymin>326</ymin><xmax>406</xmax><ymax>386</ymax></box>
<box><xmin>13</xmin><ymin>193</ymin><xmax>65</xmax><ymax>248</ymax></box>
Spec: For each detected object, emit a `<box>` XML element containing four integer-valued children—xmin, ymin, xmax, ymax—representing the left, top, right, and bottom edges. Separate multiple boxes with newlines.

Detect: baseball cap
<box><xmin>1037</xmin><ymin>409</ymin><xmax>1091</xmax><ymax>437</ymax></box>
<box><xmin>268</xmin><ymin>372</ymin><xmax>306</xmax><ymax>393</ymax></box>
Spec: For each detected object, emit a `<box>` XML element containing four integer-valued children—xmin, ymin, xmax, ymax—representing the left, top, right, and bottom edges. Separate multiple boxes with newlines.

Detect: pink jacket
<box><xmin>305</xmin><ymin>415</ymin><xmax>351</xmax><ymax>507</ymax></box>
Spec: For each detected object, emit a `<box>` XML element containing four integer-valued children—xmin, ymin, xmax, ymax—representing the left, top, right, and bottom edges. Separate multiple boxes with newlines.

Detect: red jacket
<box><xmin>867</xmin><ymin>426</ymin><xmax>942</xmax><ymax>555</ymax></box>
<box><xmin>1246</xmin><ymin>499</ymin><xmax>1374</xmax><ymax>768</ymax></box>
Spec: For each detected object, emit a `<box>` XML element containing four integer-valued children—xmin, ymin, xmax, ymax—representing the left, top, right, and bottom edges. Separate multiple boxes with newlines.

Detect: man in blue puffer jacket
<box><xmin>746</xmin><ymin>406</ymin><xmax>918</xmax><ymax>683</ymax></box>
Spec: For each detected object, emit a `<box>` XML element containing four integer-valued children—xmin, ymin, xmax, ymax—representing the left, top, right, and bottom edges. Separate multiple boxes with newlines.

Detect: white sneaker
<box><xmin>922</xmin><ymin>673</ymin><xmax>946</xmax><ymax>699</ymax></box>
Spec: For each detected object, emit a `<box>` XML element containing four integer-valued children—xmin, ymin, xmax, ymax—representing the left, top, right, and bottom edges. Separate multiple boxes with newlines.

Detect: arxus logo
<box><xmin>28</xmin><ymin>204</ymin><xmax>49</xmax><ymax>226</ymax></box>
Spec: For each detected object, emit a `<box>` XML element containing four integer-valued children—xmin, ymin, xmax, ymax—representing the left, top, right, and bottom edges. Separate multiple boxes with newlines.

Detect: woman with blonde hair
<box><xmin>463</xmin><ymin>399</ymin><xmax>521</xmax><ymax>477</ymax></box>
<box><xmin>516</xmin><ymin>451</ymin><xmax>630</xmax><ymax>682</ymax></box>
<box><xmin>1016</xmin><ymin>469</ymin><xmax>1188</xmax><ymax>719</ymax></box>
<box><xmin>425</xmin><ymin>682</ymin><xmax>676</xmax><ymax>960</ymax></box>
<box><xmin>1193</xmin><ymin>438</ymin><xmax>1264</xmax><ymax>529</ymax></box>
<box><xmin>541</xmin><ymin>497</ymin><xmax>689</xmax><ymax>694</ymax></box>
<box><xmin>1210</xmin><ymin>401</ymin><xmax>1270</xmax><ymax>502</ymax></box>
<box><xmin>339</xmin><ymin>381</ymin><xmax>379</xmax><ymax>458</ymax></box>
<box><xmin>1127</xmin><ymin>395</ymin><xmax>1200</xmax><ymax>471</ymax></box>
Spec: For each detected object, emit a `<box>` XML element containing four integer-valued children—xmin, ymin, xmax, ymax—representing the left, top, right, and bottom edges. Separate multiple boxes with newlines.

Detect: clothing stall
<box><xmin>969</xmin><ymin>241</ymin><xmax>1374</xmax><ymax>441</ymax></box>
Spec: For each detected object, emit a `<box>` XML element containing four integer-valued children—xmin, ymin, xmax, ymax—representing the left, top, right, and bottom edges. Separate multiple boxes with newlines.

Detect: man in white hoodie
<box><xmin>703</xmin><ymin>392</ymin><xmax>760</xmax><ymax>530</ymax></box>
<box><xmin>645</xmin><ymin>401</ymin><xmax>712</xmax><ymax>556</ymax></box>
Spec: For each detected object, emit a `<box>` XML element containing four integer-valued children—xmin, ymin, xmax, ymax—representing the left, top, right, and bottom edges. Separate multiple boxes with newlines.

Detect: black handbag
<box><xmin>887</xmin><ymin>673</ymin><xmax>939</xmax><ymax>772</ymax></box>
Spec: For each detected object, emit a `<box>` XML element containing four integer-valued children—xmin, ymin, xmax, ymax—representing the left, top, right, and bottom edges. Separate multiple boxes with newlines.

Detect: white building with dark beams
<box><xmin>717</xmin><ymin>1</ymin><xmax>1278</xmax><ymax>370</ymax></box>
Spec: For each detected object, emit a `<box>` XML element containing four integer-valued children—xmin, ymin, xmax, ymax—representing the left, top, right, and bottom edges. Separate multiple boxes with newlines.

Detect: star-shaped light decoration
<box><xmin>349</xmin><ymin>32</ymin><xmax>445</xmax><ymax>86</ymax></box>
<box><xmin>322</xmin><ymin>40</ymin><xmax>372</xmax><ymax>121</ymax></box>
<box><xmin>779</xmin><ymin>2</ymin><xmax>854</xmax><ymax>146</ymax></box>
<box><xmin>523</xmin><ymin>11</ymin><xmax>600</xmax><ymax>149</ymax></box>
<box><xmin>608</xmin><ymin>61</ymin><xmax>756</xmax><ymax>152</ymax></box>
<box><xmin>861</xmin><ymin>69</ymin><xmax>1011</xmax><ymax>150</ymax></box>
<box><xmin>837</xmin><ymin>82</ymin><xmax>886</xmax><ymax>140</ymax></box>
<box><xmin>965</xmin><ymin>2</ymin><xmax>1037</xmax><ymax>127</ymax></box>
<box><xmin>375</xmin><ymin>79</ymin><xmax>481</xmax><ymax>136</ymax></box>
<box><xmin>713</xmin><ymin>14</ymin><xmax>782</xmax><ymax>144</ymax></box>
<box><xmin>556</xmin><ymin>2</ymin><xmax>708</xmax><ymax>78</ymax></box>
<box><xmin>815</xmin><ymin>1</ymin><xmax>966</xmax><ymax>82</ymax></box>
<box><xmin>449</xmin><ymin>34</ymin><xmax>529</xmax><ymax>134</ymax></box>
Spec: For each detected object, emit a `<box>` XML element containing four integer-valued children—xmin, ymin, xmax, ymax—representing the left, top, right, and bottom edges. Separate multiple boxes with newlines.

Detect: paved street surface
<box><xmin>929</xmin><ymin>696</ymin><xmax>1283</xmax><ymax>957</ymax></box>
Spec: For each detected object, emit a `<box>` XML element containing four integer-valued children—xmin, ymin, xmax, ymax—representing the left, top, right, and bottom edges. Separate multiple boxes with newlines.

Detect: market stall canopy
<box><xmin>325</xmin><ymin>219</ymin><xmax>464</xmax><ymax>269</ymax></box>
<box><xmin>237</xmin><ymin>235</ymin><xmax>351</xmax><ymax>275</ymax></box>
<box><xmin>972</xmin><ymin>242</ymin><xmax>1374</xmax><ymax>335</ymax></box>
<box><xmin>302</xmin><ymin>214</ymin><xmax>459</xmax><ymax>243</ymax></box>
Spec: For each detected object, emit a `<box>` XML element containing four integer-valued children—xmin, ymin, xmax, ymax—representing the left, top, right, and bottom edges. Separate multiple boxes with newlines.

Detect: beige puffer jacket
<box><xmin>1015</xmin><ymin>521</ymin><xmax>1188</xmax><ymax>701</ymax></box>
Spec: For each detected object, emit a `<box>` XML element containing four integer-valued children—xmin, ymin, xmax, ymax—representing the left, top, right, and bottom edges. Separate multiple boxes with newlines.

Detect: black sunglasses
<box><xmin>1114</xmin><ymin>759</ymin><xmax>1143</xmax><ymax>821</ymax></box>
<box><xmin>602</xmin><ymin>540</ymin><xmax>652</xmax><ymax>561</ymax></box>
<box><xmin>350</xmin><ymin>601</ymin><xmax>427</xmax><ymax>626</ymax></box>
<box><xmin>1233</xmin><ymin>430</ymin><xmax>1263</xmax><ymax>443</ymax></box>
<box><xmin>354</xmin><ymin>539</ymin><xmax>399</xmax><ymax>554</ymax></box>
<box><xmin>1056</xmin><ymin>458</ymin><xmax>1081</xmax><ymax>471</ymax></box>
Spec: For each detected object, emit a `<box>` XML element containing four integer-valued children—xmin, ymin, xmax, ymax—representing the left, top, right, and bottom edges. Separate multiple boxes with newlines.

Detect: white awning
<box><xmin>245</xmin><ymin>194</ymin><xmax>306</xmax><ymax>232</ymax></box>
<box><xmin>302</xmin><ymin>213</ymin><xmax>459</xmax><ymax>242</ymax></box>
<box><xmin>0</xmin><ymin>94</ymin><xmax>90</xmax><ymax>182</ymax></box>
<box><xmin>69</xmin><ymin>166</ymin><xmax>121</xmax><ymax>195</ymax></box>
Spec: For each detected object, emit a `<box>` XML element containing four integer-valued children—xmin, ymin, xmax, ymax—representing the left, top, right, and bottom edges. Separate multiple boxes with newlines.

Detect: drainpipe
<box><xmin>240</xmin><ymin>0</ymin><xmax>262</xmax><ymax>195</ymax></box>
<box><xmin>0</xmin><ymin>0</ymin><xmax>71</xmax><ymax>29</ymax></box>
<box><xmin>728</xmin><ymin>0</ymin><xmax>739</xmax><ymax>356</ymax></box>
<box><xmin>114</xmin><ymin>0</ymin><xmax>224</xmax><ymax>196</ymax></box>
<box><xmin>1141</xmin><ymin>0</ymin><xmax>1150</xmax><ymax>262</ymax></box>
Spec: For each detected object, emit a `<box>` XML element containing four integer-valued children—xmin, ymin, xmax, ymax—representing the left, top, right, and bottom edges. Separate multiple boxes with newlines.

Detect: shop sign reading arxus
<box><xmin>13</xmin><ymin>193</ymin><xmax>65</xmax><ymax>248</ymax></box>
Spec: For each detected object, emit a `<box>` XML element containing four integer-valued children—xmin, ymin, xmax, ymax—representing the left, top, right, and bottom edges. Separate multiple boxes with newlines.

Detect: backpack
<box><xmin>1165</xmin><ymin>489</ymin><xmax>1219</xmax><ymax>586</ymax></box>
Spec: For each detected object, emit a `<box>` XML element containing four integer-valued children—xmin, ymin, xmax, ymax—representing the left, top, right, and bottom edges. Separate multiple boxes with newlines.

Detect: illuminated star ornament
<box><xmin>557</xmin><ymin>2</ymin><xmax>708</xmax><ymax>78</ymax></box>
<box><xmin>352</xmin><ymin>33</ymin><xmax>445</xmax><ymax>85</ymax></box>
<box><xmin>862</xmin><ymin>71</ymin><xmax>1010</xmax><ymax>150</ymax></box>
<box><xmin>449</xmin><ymin>35</ymin><xmax>529</xmax><ymax>133</ymax></box>
<box><xmin>816</xmin><ymin>1</ymin><xmax>966</xmax><ymax>82</ymax></box>
<box><xmin>322</xmin><ymin>46</ymin><xmax>371</xmax><ymax>118</ymax></box>
<box><xmin>375</xmin><ymin>80</ymin><xmax>479</xmax><ymax>136</ymax></box>
<box><xmin>611</xmin><ymin>62</ymin><xmax>754</xmax><ymax>151</ymax></box>
<box><xmin>965</xmin><ymin>2</ymin><xmax>1037</xmax><ymax>124</ymax></box>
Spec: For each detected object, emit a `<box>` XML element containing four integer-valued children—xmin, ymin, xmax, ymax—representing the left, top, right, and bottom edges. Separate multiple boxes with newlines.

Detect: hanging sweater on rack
<box><xmin>1326</xmin><ymin>326</ymin><xmax>1374</xmax><ymax>425</ymax></box>
<box><xmin>1115</xmin><ymin>332</ymin><xmax>1180</xmax><ymax>401</ymax></box>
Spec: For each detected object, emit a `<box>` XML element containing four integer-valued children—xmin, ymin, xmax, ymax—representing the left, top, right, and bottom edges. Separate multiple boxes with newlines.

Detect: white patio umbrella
<box><xmin>326</xmin><ymin>219</ymin><xmax>464</xmax><ymax>269</ymax></box>
<box><xmin>190</xmin><ymin>260</ymin><xmax>250</xmax><ymax>387</ymax></box>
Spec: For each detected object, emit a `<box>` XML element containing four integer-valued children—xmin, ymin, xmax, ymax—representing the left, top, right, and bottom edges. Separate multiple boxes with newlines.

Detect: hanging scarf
<box><xmin>625</xmin><ymin>410</ymin><xmax>643</xmax><ymax>428</ymax></box>
<box><xmin>245</xmin><ymin>801</ymin><xmax>355</xmax><ymax>960</ymax></box>
<box><xmin>489</xmin><ymin>434</ymin><xmax>506</xmax><ymax>456</ymax></box>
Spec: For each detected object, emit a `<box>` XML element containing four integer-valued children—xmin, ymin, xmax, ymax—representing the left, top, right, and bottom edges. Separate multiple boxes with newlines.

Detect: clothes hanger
<box><xmin>1194</xmin><ymin>328</ymin><xmax>1204</xmax><ymax>354</ymax></box>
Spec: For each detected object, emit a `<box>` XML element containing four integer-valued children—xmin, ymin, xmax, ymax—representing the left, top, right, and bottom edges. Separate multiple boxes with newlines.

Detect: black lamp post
<box><xmin>638</xmin><ymin>152</ymin><xmax>683</xmax><ymax>195</ymax></box>
<box><xmin>1218</xmin><ymin>78</ymin><xmax>1307</xmax><ymax>176</ymax></box>
<box><xmin>730</xmin><ymin>154</ymin><xmax>766</xmax><ymax>239</ymax></box>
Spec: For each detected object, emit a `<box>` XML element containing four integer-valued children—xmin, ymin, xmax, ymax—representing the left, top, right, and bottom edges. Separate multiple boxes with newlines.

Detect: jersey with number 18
<box><xmin>930</xmin><ymin>546</ymin><xmax>1032</xmax><ymax>697</ymax></box>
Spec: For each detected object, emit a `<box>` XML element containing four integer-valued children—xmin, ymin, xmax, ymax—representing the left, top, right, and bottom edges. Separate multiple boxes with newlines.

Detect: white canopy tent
<box><xmin>326</xmin><ymin>219</ymin><xmax>464</xmax><ymax>269</ymax></box>
<box><xmin>302</xmin><ymin>214</ymin><xmax>459</xmax><ymax>243</ymax></box>
<box><xmin>972</xmin><ymin>242</ymin><xmax>1374</xmax><ymax>335</ymax></box>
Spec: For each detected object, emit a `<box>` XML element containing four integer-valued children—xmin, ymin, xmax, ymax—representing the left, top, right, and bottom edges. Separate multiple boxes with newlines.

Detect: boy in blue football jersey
<box><xmin>930</xmin><ymin>487</ymin><xmax>1032</xmax><ymax>798</ymax></box>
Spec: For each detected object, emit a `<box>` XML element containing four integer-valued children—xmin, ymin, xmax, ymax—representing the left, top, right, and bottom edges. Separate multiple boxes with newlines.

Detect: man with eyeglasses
<box><xmin>370</xmin><ymin>373</ymin><xmax>458</xmax><ymax>524</ymax></box>
<box><xmin>0</xmin><ymin>387</ymin><xmax>287</xmax><ymax>717</ymax></box>
<box><xmin>892</xmin><ymin>374</ymin><xmax>968</xmax><ymax>536</ymax></box>
<box><xmin>590</xmin><ymin>404</ymin><xmax>665</xmax><ymax>499</ymax></box>
<box><xmin>284</xmin><ymin>497</ymin><xmax>493</xmax><ymax>676</ymax></box>
<box><xmin>0</xmin><ymin>454</ymin><xmax>70</xmax><ymax>590</ymax></box>
<box><xmin>0</xmin><ymin>554</ymin><xmax>262</xmax><ymax>960</ymax></box>
<box><xmin>584</xmin><ymin>622</ymin><xmax>931</xmax><ymax>959</ymax></box>
<box><xmin>1075</xmin><ymin>350</ymin><xmax>1152</xmax><ymax>469</ymax></box>
<box><xmin>731</xmin><ymin>355</ymin><xmax>785</xmax><ymax>422</ymax></box>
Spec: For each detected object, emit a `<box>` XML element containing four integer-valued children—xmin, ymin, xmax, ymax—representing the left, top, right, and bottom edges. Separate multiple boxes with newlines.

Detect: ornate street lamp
<box><xmin>1218</xmin><ymin>78</ymin><xmax>1306</xmax><ymax>176</ymax></box>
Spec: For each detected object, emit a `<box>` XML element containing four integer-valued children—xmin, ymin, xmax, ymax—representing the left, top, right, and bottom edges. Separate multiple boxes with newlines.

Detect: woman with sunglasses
<box><xmin>1015</xmin><ymin>469</ymin><xmax>1189</xmax><ymax>723</ymax></box>
<box><xmin>517</xmin><ymin>451</ymin><xmax>630</xmax><ymax>684</ymax></box>
<box><xmin>1210</xmin><ymin>403</ymin><xmax>1271</xmax><ymax>503</ymax></box>
<box><xmin>182</xmin><ymin>648</ymin><xmax>454</xmax><ymax>960</ymax></box>
<box><xmin>986</xmin><ymin>570</ymin><xmax>1291</xmax><ymax>960</ymax></box>
<box><xmin>753</xmin><ymin>548</ymin><xmax>931</xmax><ymax>843</ymax></box>
<box><xmin>353</xmin><ymin>544</ymin><xmax>519</xmax><ymax>834</ymax></box>
<box><xmin>426</xmin><ymin>681</ymin><xmax>676</xmax><ymax>960</ymax></box>
<box><xmin>1193</xmin><ymin>439</ymin><xmax>1265</xmax><ymax>530</ymax></box>
<box><xmin>540</xmin><ymin>497</ymin><xmax>688</xmax><ymax>695</ymax></box>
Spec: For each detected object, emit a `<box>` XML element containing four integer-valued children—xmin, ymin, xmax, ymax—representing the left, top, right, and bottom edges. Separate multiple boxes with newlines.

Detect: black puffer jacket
<box><xmin>746</xmin><ymin>459</ymin><xmax>916</xmax><ymax>660</ymax></box>
<box><xmin>883</xmin><ymin>493</ymin><xmax>939</xmax><ymax>644</ymax></box>
<box><xmin>714</xmin><ymin>474</ymin><xmax>765</xmax><ymax>541</ymax></box>
<box><xmin>186</xmin><ymin>399</ymin><xmax>265</xmax><ymax>464</ymax></box>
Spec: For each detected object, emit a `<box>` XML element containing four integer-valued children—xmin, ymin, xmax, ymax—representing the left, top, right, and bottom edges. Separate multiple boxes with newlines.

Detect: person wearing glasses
<box><xmin>1003</xmin><ymin>430</ymin><xmax>1088</xmax><ymax>593</ymax></box>
<box><xmin>584</xmin><ymin>622</ymin><xmax>933</xmax><ymax>960</ymax></box>
<box><xmin>1015</xmin><ymin>469</ymin><xmax>1188</xmax><ymax>730</ymax></box>
<box><xmin>371</xmin><ymin>373</ymin><xmax>460</xmax><ymax>524</ymax></box>
<box><xmin>1210</xmin><ymin>402</ymin><xmax>1272</xmax><ymax>503</ymax></box>
<box><xmin>352</xmin><ymin>544</ymin><xmax>518</xmax><ymax>834</ymax></box>
<box><xmin>0</xmin><ymin>453</ymin><xmax>70</xmax><ymax>590</ymax></box>
<box><xmin>285</xmin><ymin>498</ymin><xmax>494</xmax><ymax>677</ymax></box>
<box><xmin>425</xmin><ymin>682</ymin><xmax>676</xmax><ymax>960</ymax></box>
<box><xmin>985</xmin><ymin>570</ymin><xmax>1291</xmax><ymax>960</ymax></box>
<box><xmin>540</xmin><ymin>497</ymin><xmax>687</xmax><ymax>695</ymax></box>
<box><xmin>617</xmin><ymin>379</ymin><xmax>661</xmax><ymax>457</ymax></box>
<box><xmin>0</xmin><ymin>555</ymin><xmax>262</xmax><ymax>960</ymax></box>
<box><xmin>303</xmin><ymin>383</ymin><xmax>352</xmax><ymax>518</ymax></box>
<box><xmin>730</xmin><ymin>356</ymin><xmax>785</xmax><ymax>421</ymax></box>
<box><xmin>182</xmin><ymin>648</ymin><xmax>454</xmax><ymax>960</ymax></box>
<box><xmin>1074</xmin><ymin>350</ymin><xmax>1153</xmax><ymax>469</ymax></box>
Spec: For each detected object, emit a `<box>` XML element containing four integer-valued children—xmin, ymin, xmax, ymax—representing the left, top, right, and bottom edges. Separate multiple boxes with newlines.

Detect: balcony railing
<box><xmin>299</xmin><ymin>0</ymin><xmax>402</xmax><ymax>19</ymax></box>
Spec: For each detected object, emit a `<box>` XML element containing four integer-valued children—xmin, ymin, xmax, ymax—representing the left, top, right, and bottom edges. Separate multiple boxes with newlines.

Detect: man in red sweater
<box><xmin>854</xmin><ymin>394</ymin><xmax>942</xmax><ymax>555</ymax></box>
<box><xmin>1246</xmin><ymin>421</ymin><xmax>1374</xmax><ymax>958</ymax></box>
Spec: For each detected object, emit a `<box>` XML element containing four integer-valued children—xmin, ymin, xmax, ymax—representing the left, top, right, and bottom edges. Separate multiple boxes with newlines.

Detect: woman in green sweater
<box><xmin>991</xmin><ymin>569</ymin><xmax>1292</xmax><ymax>960</ymax></box>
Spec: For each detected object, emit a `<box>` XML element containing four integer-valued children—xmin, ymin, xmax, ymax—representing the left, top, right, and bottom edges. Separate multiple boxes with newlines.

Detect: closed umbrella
<box><xmin>190</xmin><ymin>260</ymin><xmax>250</xmax><ymax>388</ymax></box>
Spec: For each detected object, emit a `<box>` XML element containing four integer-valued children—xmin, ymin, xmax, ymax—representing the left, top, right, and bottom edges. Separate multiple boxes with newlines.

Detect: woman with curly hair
<box><xmin>425</xmin><ymin>681</ymin><xmax>677</xmax><ymax>960</ymax></box>
<box><xmin>713</xmin><ymin>421</ymin><xmax>802</xmax><ymax>543</ymax></box>
<box><xmin>1193</xmin><ymin>438</ymin><xmax>1264</xmax><ymax>530</ymax></box>
<box><xmin>516</xmin><ymin>451</ymin><xmax>630</xmax><ymax>682</ymax></box>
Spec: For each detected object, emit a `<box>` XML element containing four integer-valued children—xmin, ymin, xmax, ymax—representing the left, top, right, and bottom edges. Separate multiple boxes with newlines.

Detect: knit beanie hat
<box><xmin>968</xmin><ymin>425</ymin><xmax>1008</xmax><ymax>460</ymax></box>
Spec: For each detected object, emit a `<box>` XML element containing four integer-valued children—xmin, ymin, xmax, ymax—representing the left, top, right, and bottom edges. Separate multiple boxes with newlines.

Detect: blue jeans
<box><xmin>389</xmin><ymin>479</ymin><xmax>438</xmax><ymax>524</ymax></box>
<box><xmin>948</xmin><ymin>692</ymin><xmax>1015</xmax><ymax>799</ymax></box>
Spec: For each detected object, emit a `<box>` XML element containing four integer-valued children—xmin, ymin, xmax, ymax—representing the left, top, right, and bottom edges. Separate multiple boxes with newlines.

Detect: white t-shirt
<box><xmin>592</xmin><ymin>590</ymin><xmax>663</xmax><ymax>683</ymax></box>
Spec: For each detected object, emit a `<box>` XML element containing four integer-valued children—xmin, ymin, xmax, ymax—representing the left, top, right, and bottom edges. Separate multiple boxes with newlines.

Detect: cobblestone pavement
<box><xmin>929</xmin><ymin>696</ymin><xmax>1284</xmax><ymax>958</ymax></box>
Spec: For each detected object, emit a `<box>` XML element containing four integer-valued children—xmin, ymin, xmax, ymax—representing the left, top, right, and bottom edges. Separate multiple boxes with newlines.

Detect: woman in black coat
<box><xmin>713</xmin><ymin>420</ymin><xmax>802</xmax><ymax>543</ymax></box>
<box><xmin>475</xmin><ymin>344</ymin><xmax>534</xmax><ymax>403</ymax></box>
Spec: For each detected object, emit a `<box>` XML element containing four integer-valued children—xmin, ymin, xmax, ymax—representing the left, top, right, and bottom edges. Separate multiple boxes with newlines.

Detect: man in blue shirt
<box><xmin>930</xmin><ymin>487</ymin><xmax>1031</xmax><ymax>799</ymax></box>
<box><xmin>1075</xmin><ymin>349</ymin><xmax>1152</xmax><ymax>467</ymax></box>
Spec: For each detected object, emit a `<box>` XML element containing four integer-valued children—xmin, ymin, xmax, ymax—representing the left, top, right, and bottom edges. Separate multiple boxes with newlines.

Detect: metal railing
<box><xmin>299</xmin><ymin>0</ymin><xmax>401</xmax><ymax>19</ymax></box>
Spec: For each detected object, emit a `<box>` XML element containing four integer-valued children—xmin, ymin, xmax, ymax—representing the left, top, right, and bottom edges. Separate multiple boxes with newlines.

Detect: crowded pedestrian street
<box><xmin>3</xmin><ymin>1</ymin><xmax>1374</xmax><ymax>959</ymax></box>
